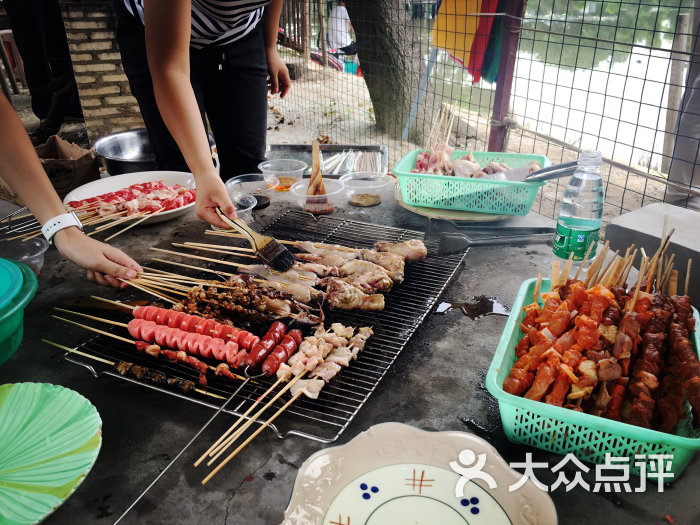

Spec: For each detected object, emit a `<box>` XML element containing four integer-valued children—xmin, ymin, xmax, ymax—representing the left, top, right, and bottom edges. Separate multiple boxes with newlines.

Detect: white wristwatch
<box><xmin>42</xmin><ymin>212</ymin><xmax>84</xmax><ymax>244</ymax></box>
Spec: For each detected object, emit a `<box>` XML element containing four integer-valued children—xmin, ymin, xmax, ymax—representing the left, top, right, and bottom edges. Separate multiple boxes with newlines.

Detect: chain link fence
<box><xmin>275</xmin><ymin>0</ymin><xmax>700</xmax><ymax>229</ymax></box>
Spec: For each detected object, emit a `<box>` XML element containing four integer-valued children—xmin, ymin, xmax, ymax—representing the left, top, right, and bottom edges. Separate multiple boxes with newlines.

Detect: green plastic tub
<box><xmin>392</xmin><ymin>150</ymin><xmax>550</xmax><ymax>216</ymax></box>
<box><xmin>486</xmin><ymin>278</ymin><xmax>700</xmax><ymax>480</ymax></box>
<box><xmin>0</xmin><ymin>260</ymin><xmax>38</xmax><ymax>367</ymax></box>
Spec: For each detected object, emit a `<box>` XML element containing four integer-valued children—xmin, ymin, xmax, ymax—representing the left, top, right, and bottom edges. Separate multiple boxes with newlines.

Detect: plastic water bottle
<box><xmin>552</xmin><ymin>150</ymin><xmax>605</xmax><ymax>263</ymax></box>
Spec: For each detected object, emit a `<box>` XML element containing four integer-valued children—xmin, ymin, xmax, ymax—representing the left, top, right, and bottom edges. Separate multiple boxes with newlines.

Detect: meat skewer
<box><xmin>53</xmin><ymin>310</ymin><xmax>255</xmax><ymax>376</ymax></box>
<box><xmin>42</xmin><ymin>339</ymin><xmax>211</xmax><ymax>397</ymax></box>
<box><xmin>202</xmin><ymin>324</ymin><xmax>373</xmax><ymax>483</ymax></box>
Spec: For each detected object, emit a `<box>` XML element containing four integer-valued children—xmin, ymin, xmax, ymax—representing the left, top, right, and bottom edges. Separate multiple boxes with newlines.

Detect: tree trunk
<box><xmin>344</xmin><ymin>0</ymin><xmax>474</xmax><ymax>145</ymax></box>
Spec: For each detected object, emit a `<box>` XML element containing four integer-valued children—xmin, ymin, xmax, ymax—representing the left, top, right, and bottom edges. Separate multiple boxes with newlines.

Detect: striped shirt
<box><xmin>123</xmin><ymin>0</ymin><xmax>271</xmax><ymax>49</ymax></box>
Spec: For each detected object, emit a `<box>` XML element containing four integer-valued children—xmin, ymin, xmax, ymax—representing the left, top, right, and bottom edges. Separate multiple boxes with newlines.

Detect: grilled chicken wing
<box><xmin>295</xmin><ymin>252</ymin><xmax>347</xmax><ymax>267</ymax></box>
<box><xmin>374</xmin><ymin>240</ymin><xmax>427</xmax><ymax>262</ymax></box>
<box><xmin>326</xmin><ymin>278</ymin><xmax>385</xmax><ymax>311</ymax></box>
<box><xmin>361</xmin><ymin>249</ymin><xmax>405</xmax><ymax>283</ymax></box>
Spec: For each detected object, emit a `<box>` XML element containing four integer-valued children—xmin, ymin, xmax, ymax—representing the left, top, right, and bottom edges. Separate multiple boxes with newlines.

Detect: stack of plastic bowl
<box><xmin>258</xmin><ymin>159</ymin><xmax>307</xmax><ymax>192</ymax></box>
<box><xmin>0</xmin><ymin>259</ymin><xmax>38</xmax><ymax>367</ymax></box>
<box><xmin>226</xmin><ymin>174</ymin><xmax>279</xmax><ymax>210</ymax></box>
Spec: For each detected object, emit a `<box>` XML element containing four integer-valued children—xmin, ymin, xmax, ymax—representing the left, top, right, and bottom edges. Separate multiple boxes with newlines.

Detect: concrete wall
<box><xmin>60</xmin><ymin>2</ymin><xmax>145</xmax><ymax>144</ymax></box>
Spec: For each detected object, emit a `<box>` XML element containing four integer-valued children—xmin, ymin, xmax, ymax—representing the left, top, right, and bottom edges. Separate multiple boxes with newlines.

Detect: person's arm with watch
<box><xmin>144</xmin><ymin>0</ymin><xmax>237</xmax><ymax>228</ymax></box>
<box><xmin>0</xmin><ymin>92</ymin><xmax>142</xmax><ymax>288</ymax></box>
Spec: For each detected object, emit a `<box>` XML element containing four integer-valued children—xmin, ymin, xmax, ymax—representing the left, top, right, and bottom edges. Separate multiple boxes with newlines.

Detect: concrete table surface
<box><xmin>1</xmin><ymin>184</ymin><xmax>698</xmax><ymax>525</ymax></box>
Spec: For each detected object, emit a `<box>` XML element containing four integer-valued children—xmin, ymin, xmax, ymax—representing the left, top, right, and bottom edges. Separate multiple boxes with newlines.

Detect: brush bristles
<box><xmin>258</xmin><ymin>240</ymin><xmax>295</xmax><ymax>272</ymax></box>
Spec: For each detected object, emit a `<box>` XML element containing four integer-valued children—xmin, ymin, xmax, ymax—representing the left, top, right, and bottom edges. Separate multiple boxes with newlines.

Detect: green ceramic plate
<box><xmin>0</xmin><ymin>383</ymin><xmax>102</xmax><ymax>524</ymax></box>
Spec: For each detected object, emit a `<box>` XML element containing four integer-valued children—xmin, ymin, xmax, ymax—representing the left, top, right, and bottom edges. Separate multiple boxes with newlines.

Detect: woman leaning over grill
<box><xmin>114</xmin><ymin>0</ymin><xmax>291</xmax><ymax>228</ymax></box>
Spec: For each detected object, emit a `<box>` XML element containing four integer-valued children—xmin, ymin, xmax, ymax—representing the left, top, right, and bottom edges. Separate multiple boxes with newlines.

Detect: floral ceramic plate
<box><xmin>283</xmin><ymin>422</ymin><xmax>556</xmax><ymax>525</ymax></box>
<box><xmin>0</xmin><ymin>383</ymin><xmax>102</xmax><ymax>524</ymax></box>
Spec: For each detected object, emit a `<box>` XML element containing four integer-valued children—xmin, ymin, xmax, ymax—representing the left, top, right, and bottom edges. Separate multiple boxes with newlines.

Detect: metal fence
<box><xmin>275</xmin><ymin>0</ymin><xmax>700</xmax><ymax>229</ymax></box>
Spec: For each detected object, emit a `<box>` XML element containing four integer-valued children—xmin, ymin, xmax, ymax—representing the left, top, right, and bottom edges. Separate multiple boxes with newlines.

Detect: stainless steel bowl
<box><xmin>93</xmin><ymin>128</ymin><xmax>216</xmax><ymax>175</ymax></box>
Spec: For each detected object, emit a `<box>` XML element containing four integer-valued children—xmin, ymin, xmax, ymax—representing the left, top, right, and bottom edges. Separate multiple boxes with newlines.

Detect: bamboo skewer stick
<box><xmin>53</xmin><ymin>315</ymin><xmax>135</xmax><ymax>344</ymax></box>
<box><xmin>91</xmin><ymin>295</ymin><xmax>137</xmax><ymax>310</ymax></box>
<box><xmin>659</xmin><ymin>254</ymin><xmax>676</xmax><ymax>293</ymax></box>
<box><xmin>618</xmin><ymin>249</ymin><xmax>638</xmax><ymax>287</ymax></box>
<box><xmin>573</xmin><ymin>241</ymin><xmax>596</xmax><ymax>281</ymax></box>
<box><xmin>686</xmin><ymin>259</ymin><xmax>692</xmax><ymax>296</ymax></box>
<box><xmin>669</xmin><ymin>270</ymin><xmax>679</xmax><ymax>296</ymax></box>
<box><xmin>208</xmin><ymin>372</ymin><xmax>308</xmax><ymax>463</ymax></box>
<box><xmin>645</xmin><ymin>228</ymin><xmax>675</xmax><ymax>292</ymax></box>
<box><xmin>202</xmin><ymin>386</ymin><xmax>308</xmax><ymax>485</ymax></box>
<box><xmin>87</xmin><ymin>212</ymin><xmax>145</xmax><ymax>236</ymax></box>
<box><xmin>423</xmin><ymin>107</ymin><xmax>441</xmax><ymax>153</ymax></box>
<box><xmin>105</xmin><ymin>208</ymin><xmax>164</xmax><ymax>242</ymax></box>
<box><xmin>550</xmin><ymin>261</ymin><xmax>560</xmax><ymax>290</ymax></box>
<box><xmin>596</xmin><ymin>250</ymin><xmax>620</xmax><ymax>286</ymax></box>
<box><xmin>43</xmin><ymin>338</ymin><xmax>117</xmax><ymax>365</ymax></box>
<box><xmin>194</xmin><ymin>375</ymin><xmax>285</xmax><ymax>468</ymax></box>
<box><xmin>151</xmin><ymin>258</ymin><xmax>236</xmax><ymax>278</ymax></box>
<box><xmin>205</xmin><ymin>230</ymin><xmax>296</xmax><ymax>245</ymax></box>
<box><xmin>150</xmin><ymin>248</ymin><xmax>251</xmax><ymax>269</ymax></box>
<box><xmin>131</xmin><ymin>279</ymin><xmax>188</xmax><ymax>295</ymax></box>
<box><xmin>628</xmin><ymin>257</ymin><xmax>648</xmax><ymax>312</ymax></box>
<box><xmin>559</xmin><ymin>251</ymin><xmax>575</xmax><ymax>287</ymax></box>
<box><xmin>54</xmin><ymin>307</ymin><xmax>128</xmax><ymax>327</ymax></box>
<box><xmin>184</xmin><ymin>242</ymin><xmax>255</xmax><ymax>253</ymax></box>
<box><xmin>661</xmin><ymin>263</ymin><xmax>675</xmax><ymax>294</ymax></box>
<box><xmin>533</xmin><ymin>273</ymin><xmax>542</xmax><ymax>304</ymax></box>
<box><xmin>584</xmin><ymin>241</ymin><xmax>609</xmax><ymax>287</ymax></box>
<box><xmin>173</xmin><ymin>243</ymin><xmax>257</xmax><ymax>259</ymax></box>
<box><xmin>119</xmin><ymin>278</ymin><xmax>178</xmax><ymax>303</ymax></box>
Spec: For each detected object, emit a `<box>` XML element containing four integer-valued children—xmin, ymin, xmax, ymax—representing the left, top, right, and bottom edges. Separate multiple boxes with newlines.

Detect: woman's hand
<box><xmin>193</xmin><ymin>171</ymin><xmax>238</xmax><ymax>228</ymax></box>
<box><xmin>53</xmin><ymin>227</ymin><xmax>143</xmax><ymax>288</ymax></box>
<box><xmin>266</xmin><ymin>48</ymin><xmax>291</xmax><ymax>98</ymax></box>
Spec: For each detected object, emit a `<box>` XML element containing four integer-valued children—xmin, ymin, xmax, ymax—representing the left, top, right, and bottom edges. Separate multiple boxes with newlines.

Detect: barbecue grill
<box><xmin>64</xmin><ymin>210</ymin><xmax>468</xmax><ymax>443</ymax></box>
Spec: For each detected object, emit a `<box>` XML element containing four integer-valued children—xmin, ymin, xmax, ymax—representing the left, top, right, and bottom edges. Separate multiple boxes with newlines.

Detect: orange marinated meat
<box><xmin>536</xmin><ymin>298</ymin><xmax>562</xmax><ymax>324</ymax></box>
<box><xmin>548</xmin><ymin>302</ymin><xmax>571</xmax><ymax>337</ymax></box>
<box><xmin>525</xmin><ymin>355</ymin><xmax>560</xmax><ymax>401</ymax></box>
<box><xmin>553</xmin><ymin>331</ymin><xmax>576</xmax><ymax>355</ymax></box>
<box><xmin>515</xmin><ymin>334</ymin><xmax>530</xmax><ymax>358</ymax></box>
<box><xmin>503</xmin><ymin>367</ymin><xmax>535</xmax><ymax>396</ymax></box>
<box><xmin>545</xmin><ymin>370</ymin><xmax>572</xmax><ymax>406</ymax></box>
<box><xmin>588</xmin><ymin>284</ymin><xmax>615</xmax><ymax>323</ymax></box>
<box><xmin>575</xmin><ymin>315</ymin><xmax>601</xmax><ymax>350</ymax></box>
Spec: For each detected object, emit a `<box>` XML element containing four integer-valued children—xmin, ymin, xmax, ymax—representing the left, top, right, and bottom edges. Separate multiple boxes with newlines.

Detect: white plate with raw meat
<box><xmin>63</xmin><ymin>171</ymin><xmax>196</xmax><ymax>225</ymax></box>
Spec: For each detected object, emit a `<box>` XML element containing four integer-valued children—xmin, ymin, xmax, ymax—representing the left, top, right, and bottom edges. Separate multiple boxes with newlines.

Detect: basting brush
<box><xmin>214</xmin><ymin>208</ymin><xmax>295</xmax><ymax>272</ymax></box>
<box><xmin>303</xmin><ymin>140</ymin><xmax>335</xmax><ymax>215</ymax></box>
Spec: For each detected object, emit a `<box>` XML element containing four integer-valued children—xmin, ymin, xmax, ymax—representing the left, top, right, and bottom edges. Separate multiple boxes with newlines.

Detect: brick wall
<box><xmin>60</xmin><ymin>2</ymin><xmax>145</xmax><ymax>144</ymax></box>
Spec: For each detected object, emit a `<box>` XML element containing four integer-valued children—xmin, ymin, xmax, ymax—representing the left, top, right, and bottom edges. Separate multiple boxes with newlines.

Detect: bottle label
<box><xmin>552</xmin><ymin>223</ymin><xmax>599</xmax><ymax>261</ymax></box>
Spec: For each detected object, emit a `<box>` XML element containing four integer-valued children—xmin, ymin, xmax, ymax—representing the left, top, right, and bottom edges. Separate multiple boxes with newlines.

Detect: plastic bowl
<box><xmin>225</xmin><ymin>174</ymin><xmax>279</xmax><ymax>209</ymax></box>
<box><xmin>231</xmin><ymin>194</ymin><xmax>257</xmax><ymax>221</ymax></box>
<box><xmin>2</xmin><ymin>237</ymin><xmax>50</xmax><ymax>275</ymax></box>
<box><xmin>258</xmin><ymin>159</ymin><xmax>307</xmax><ymax>191</ymax></box>
<box><xmin>339</xmin><ymin>172</ymin><xmax>392</xmax><ymax>206</ymax></box>
<box><xmin>290</xmin><ymin>179</ymin><xmax>345</xmax><ymax>214</ymax></box>
<box><xmin>0</xmin><ymin>260</ymin><xmax>38</xmax><ymax>367</ymax></box>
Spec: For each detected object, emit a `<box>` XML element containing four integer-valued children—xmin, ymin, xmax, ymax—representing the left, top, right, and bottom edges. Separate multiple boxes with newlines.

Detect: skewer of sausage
<box><xmin>133</xmin><ymin>305</ymin><xmax>260</xmax><ymax>351</ymax></box>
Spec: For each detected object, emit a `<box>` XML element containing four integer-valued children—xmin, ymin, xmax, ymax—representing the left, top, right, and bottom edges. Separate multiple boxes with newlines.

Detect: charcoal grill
<box><xmin>64</xmin><ymin>210</ymin><xmax>468</xmax><ymax>443</ymax></box>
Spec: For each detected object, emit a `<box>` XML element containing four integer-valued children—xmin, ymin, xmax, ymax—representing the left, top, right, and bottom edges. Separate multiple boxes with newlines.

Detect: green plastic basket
<box><xmin>486</xmin><ymin>278</ymin><xmax>700</xmax><ymax>480</ymax></box>
<box><xmin>393</xmin><ymin>150</ymin><xmax>550</xmax><ymax>216</ymax></box>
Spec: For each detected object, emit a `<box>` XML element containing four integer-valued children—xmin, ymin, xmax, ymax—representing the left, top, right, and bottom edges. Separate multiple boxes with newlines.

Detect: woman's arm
<box><xmin>263</xmin><ymin>0</ymin><xmax>291</xmax><ymax>98</ymax></box>
<box><xmin>144</xmin><ymin>0</ymin><xmax>237</xmax><ymax>227</ymax></box>
<box><xmin>0</xmin><ymin>93</ymin><xmax>142</xmax><ymax>288</ymax></box>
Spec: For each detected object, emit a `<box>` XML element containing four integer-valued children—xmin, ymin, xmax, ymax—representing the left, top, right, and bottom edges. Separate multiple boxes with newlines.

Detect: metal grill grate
<box><xmin>65</xmin><ymin>211</ymin><xmax>467</xmax><ymax>443</ymax></box>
